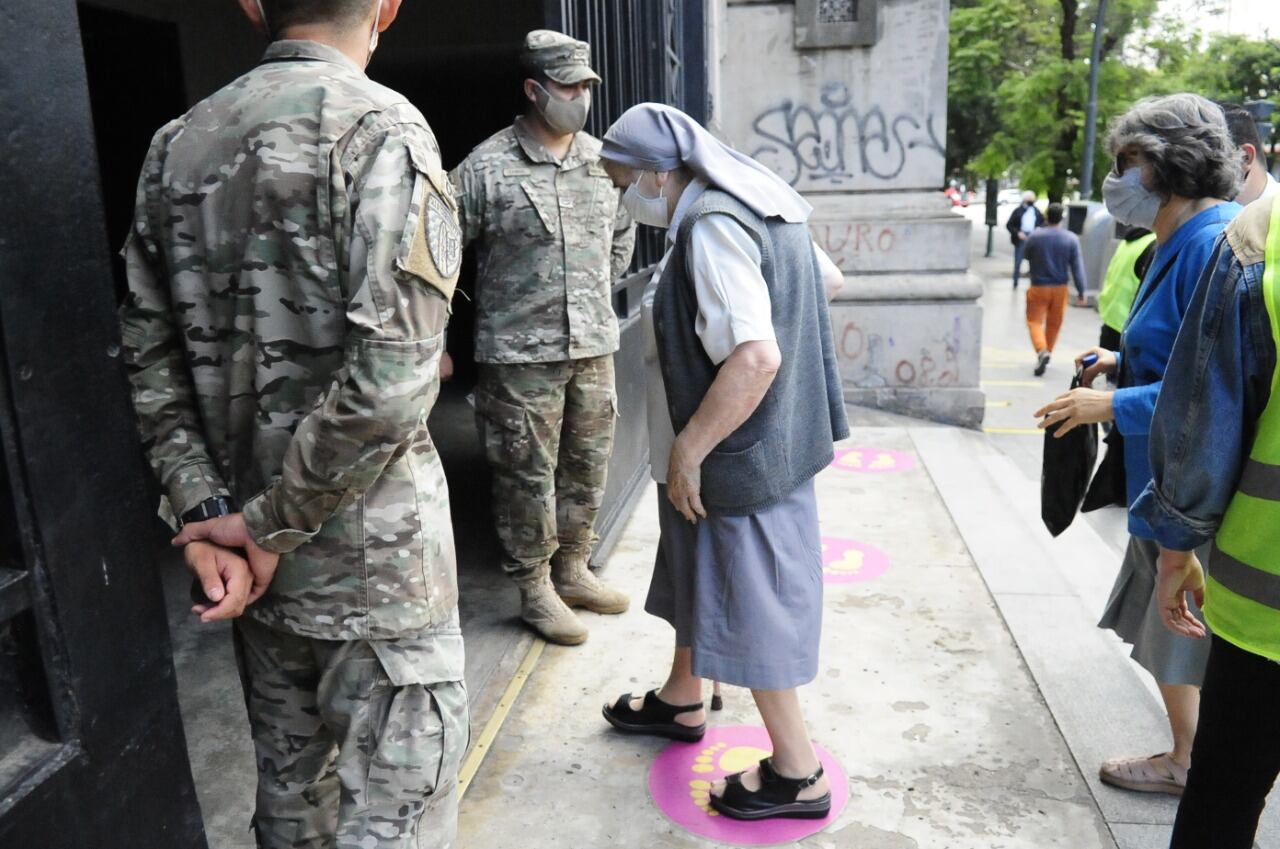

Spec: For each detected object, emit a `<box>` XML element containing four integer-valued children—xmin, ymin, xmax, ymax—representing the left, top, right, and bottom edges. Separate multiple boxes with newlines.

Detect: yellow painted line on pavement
<box><xmin>985</xmin><ymin>400</ymin><xmax>1012</xmax><ymax>408</ymax></box>
<box><xmin>458</xmin><ymin>637</ymin><xmax>546</xmax><ymax>799</ymax></box>
<box><xmin>984</xmin><ymin>427</ymin><xmax>1044</xmax><ymax>435</ymax></box>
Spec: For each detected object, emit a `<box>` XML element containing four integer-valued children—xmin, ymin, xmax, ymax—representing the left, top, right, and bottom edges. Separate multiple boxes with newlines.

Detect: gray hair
<box><xmin>1107</xmin><ymin>93</ymin><xmax>1242</xmax><ymax>201</ymax></box>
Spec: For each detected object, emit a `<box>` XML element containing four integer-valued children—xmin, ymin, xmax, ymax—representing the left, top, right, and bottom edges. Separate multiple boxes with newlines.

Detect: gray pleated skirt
<box><xmin>1098</xmin><ymin>535</ymin><xmax>1212</xmax><ymax>686</ymax></box>
<box><xmin>645</xmin><ymin>479</ymin><xmax>823</xmax><ymax>690</ymax></box>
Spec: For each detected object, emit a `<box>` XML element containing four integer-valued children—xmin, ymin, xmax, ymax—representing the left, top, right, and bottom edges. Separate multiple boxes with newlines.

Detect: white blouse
<box><xmin>642</xmin><ymin>179</ymin><xmax>841</xmax><ymax>483</ymax></box>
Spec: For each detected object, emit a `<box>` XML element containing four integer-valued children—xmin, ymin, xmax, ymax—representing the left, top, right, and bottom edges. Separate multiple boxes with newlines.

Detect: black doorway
<box><xmin>77</xmin><ymin>3</ymin><xmax>188</xmax><ymax>301</ymax></box>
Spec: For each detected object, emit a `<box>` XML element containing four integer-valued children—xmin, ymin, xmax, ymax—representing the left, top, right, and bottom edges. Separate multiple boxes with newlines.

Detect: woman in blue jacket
<box><xmin>1035</xmin><ymin>93</ymin><xmax>1242</xmax><ymax>796</ymax></box>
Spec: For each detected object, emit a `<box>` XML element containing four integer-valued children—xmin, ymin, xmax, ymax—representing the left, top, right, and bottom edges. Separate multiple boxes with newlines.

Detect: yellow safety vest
<box><xmin>1099</xmin><ymin>233</ymin><xmax>1156</xmax><ymax>332</ymax></box>
<box><xmin>1210</xmin><ymin>197</ymin><xmax>1280</xmax><ymax>659</ymax></box>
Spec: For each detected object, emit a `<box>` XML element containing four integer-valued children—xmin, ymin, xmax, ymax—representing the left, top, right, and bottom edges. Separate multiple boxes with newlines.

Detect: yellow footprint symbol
<box><xmin>839</xmin><ymin>450</ymin><xmax>865</xmax><ymax>470</ymax></box>
<box><xmin>825</xmin><ymin>549</ymin><xmax>865</xmax><ymax>576</ymax></box>
<box><xmin>869</xmin><ymin>451</ymin><xmax>896</xmax><ymax>470</ymax></box>
<box><xmin>687</xmin><ymin>742</ymin><xmax>773</xmax><ymax>817</ymax></box>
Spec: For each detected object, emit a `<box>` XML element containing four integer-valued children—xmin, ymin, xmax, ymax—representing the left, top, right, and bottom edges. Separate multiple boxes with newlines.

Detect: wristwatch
<box><xmin>180</xmin><ymin>495</ymin><xmax>235</xmax><ymax>527</ymax></box>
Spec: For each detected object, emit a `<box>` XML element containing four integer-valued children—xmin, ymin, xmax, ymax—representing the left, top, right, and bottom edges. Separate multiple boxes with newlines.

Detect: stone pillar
<box><xmin>709</xmin><ymin>0</ymin><xmax>984</xmax><ymax>427</ymax></box>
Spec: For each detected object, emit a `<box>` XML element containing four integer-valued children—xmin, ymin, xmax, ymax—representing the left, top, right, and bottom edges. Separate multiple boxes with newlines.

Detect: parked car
<box><xmin>997</xmin><ymin>188</ymin><xmax>1025</xmax><ymax>207</ymax></box>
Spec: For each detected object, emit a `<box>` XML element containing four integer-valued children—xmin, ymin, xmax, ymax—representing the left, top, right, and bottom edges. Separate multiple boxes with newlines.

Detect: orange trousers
<box><xmin>1026</xmin><ymin>284</ymin><xmax>1069</xmax><ymax>354</ymax></box>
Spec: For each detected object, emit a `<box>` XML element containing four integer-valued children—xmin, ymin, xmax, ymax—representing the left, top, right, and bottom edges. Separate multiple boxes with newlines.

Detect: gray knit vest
<box><xmin>654</xmin><ymin>188</ymin><xmax>850</xmax><ymax>515</ymax></box>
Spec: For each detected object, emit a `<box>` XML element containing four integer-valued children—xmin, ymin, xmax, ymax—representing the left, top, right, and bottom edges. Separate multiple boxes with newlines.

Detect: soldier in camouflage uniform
<box><xmin>119</xmin><ymin>2</ymin><xmax>467</xmax><ymax>847</ymax></box>
<box><xmin>451</xmin><ymin>30</ymin><xmax>636</xmax><ymax>645</ymax></box>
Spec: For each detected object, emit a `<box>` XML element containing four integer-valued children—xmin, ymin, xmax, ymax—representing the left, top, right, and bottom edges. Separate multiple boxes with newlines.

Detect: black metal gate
<box><xmin>550</xmin><ymin>0</ymin><xmax>706</xmax><ymax>132</ymax></box>
<box><xmin>0</xmin><ymin>2</ymin><xmax>206</xmax><ymax>847</ymax></box>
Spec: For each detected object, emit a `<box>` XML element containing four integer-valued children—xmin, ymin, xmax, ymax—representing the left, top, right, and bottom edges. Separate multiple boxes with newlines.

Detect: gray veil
<box><xmin>600</xmin><ymin>102</ymin><xmax>812</xmax><ymax>224</ymax></box>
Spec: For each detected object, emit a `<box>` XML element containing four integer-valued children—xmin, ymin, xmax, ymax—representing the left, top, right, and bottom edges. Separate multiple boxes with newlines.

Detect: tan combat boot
<box><xmin>552</xmin><ymin>554</ymin><xmax>630</xmax><ymax>615</ymax></box>
<box><xmin>518</xmin><ymin>575</ymin><xmax>589</xmax><ymax>646</ymax></box>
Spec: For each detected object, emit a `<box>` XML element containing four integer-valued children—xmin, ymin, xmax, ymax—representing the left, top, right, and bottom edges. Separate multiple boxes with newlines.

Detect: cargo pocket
<box><xmin>366</xmin><ymin>634</ymin><xmax>468</xmax><ymax>803</ymax></box>
<box><xmin>475</xmin><ymin>392</ymin><xmax>532</xmax><ymax>467</ymax></box>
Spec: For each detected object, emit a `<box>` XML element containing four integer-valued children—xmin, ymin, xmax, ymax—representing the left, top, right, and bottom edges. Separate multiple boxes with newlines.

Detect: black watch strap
<box><xmin>180</xmin><ymin>496</ymin><xmax>235</xmax><ymax>526</ymax></box>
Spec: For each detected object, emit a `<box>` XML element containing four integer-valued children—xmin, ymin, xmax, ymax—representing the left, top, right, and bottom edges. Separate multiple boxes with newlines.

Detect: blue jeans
<box><xmin>1012</xmin><ymin>239</ymin><xmax>1027</xmax><ymax>287</ymax></box>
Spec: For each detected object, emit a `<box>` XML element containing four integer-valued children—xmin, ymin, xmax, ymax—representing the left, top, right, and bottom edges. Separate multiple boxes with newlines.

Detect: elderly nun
<box><xmin>597</xmin><ymin>103</ymin><xmax>848</xmax><ymax>821</ymax></box>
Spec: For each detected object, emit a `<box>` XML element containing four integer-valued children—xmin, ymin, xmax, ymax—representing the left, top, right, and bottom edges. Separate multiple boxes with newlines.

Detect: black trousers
<box><xmin>1171</xmin><ymin>635</ymin><xmax>1280</xmax><ymax>849</ymax></box>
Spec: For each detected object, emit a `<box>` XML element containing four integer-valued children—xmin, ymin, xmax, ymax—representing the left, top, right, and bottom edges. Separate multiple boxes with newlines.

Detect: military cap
<box><xmin>521</xmin><ymin>29</ymin><xmax>601</xmax><ymax>85</ymax></box>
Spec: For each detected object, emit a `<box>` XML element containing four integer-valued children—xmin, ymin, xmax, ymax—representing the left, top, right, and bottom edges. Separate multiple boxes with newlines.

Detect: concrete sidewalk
<box><xmin>169</xmin><ymin>205</ymin><xmax>1280</xmax><ymax>848</ymax></box>
<box><xmin>952</xmin><ymin>204</ymin><xmax>1277</xmax><ymax>849</ymax></box>
<box><xmin>458</xmin><ymin>428</ymin><xmax>1115</xmax><ymax>849</ymax></box>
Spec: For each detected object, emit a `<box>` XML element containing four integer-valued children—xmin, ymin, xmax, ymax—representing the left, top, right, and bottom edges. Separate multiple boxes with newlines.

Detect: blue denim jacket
<box><xmin>1114</xmin><ymin>203</ymin><xmax>1241</xmax><ymax>539</ymax></box>
<box><xmin>1130</xmin><ymin>230</ymin><xmax>1277</xmax><ymax>549</ymax></box>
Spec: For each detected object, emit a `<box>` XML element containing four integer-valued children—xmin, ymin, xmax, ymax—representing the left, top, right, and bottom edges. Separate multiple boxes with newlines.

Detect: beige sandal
<box><xmin>1099</xmin><ymin>752</ymin><xmax>1188</xmax><ymax>796</ymax></box>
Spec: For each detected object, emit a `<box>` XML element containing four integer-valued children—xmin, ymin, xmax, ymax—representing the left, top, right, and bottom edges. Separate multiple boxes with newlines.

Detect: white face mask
<box><xmin>366</xmin><ymin>1</ymin><xmax>381</xmax><ymax>63</ymax></box>
<box><xmin>254</xmin><ymin>0</ymin><xmax>270</xmax><ymax>34</ymax></box>
<box><xmin>621</xmin><ymin>173</ymin><xmax>670</xmax><ymax>228</ymax></box>
<box><xmin>1102</xmin><ymin>166</ymin><xmax>1163</xmax><ymax>229</ymax></box>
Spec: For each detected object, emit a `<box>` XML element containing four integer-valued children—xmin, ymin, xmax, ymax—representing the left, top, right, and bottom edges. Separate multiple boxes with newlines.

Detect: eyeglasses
<box><xmin>1114</xmin><ymin>151</ymin><xmax>1144</xmax><ymax>176</ymax></box>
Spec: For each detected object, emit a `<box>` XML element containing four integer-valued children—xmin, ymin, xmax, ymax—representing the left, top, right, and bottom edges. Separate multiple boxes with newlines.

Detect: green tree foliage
<box><xmin>1146</xmin><ymin>31</ymin><xmax>1280</xmax><ymax>112</ymax></box>
<box><xmin>946</xmin><ymin>0</ymin><xmax>1042</xmax><ymax>180</ymax></box>
<box><xmin>946</xmin><ymin>0</ymin><xmax>1280</xmax><ymax>200</ymax></box>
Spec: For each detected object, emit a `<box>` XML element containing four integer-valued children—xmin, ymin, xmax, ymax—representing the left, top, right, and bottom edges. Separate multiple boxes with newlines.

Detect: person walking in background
<box><xmin>1034</xmin><ymin>93</ymin><xmax>1242</xmax><ymax>798</ymax></box>
<box><xmin>1097</xmin><ymin>226</ymin><xmax>1156</xmax><ymax>351</ymax></box>
<box><xmin>1131</xmin><ymin>193</ymin><xmax>1280</xmax><ymax>849</ymax></box>
<box><xmin>1222</xmin><ymin>102</ymin><xmax>1280</xmax><ymax>206</ymax></box>
<box><xmin>1024</xmin><ymin>203</ymin><xmax>1088</xmax><ymax>376</ymax></box>
<box><xmin>450</xmin><ymin>30</ymin><xmax>636</xmax><ymax>646</ymax></box>
<box><xmin>1007</xmin><ymin>190</ymin><xmax>1044</xmax><ymax>289</ymax></box>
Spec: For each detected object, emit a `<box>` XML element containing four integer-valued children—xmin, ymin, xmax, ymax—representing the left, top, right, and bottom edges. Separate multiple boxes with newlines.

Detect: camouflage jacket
<box><xmin>120</xmin><ymin>40</ymin><xmax>463</xmax><ymax>641</ymax></box>
<box><xmin>451</xmin><ymin>117</ymin><xmax>635</xmax><ymax>363</ymax></box>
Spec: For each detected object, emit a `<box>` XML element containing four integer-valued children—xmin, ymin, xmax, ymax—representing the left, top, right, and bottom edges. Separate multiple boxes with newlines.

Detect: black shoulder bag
<box><xmin>1041</xmin><ymin>364</ymin><xmax>1098</xmax><ymax>536</ymax></box>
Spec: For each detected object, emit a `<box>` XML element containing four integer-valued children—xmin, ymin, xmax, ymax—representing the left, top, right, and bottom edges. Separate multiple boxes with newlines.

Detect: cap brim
<box><xmin>546</xmin><ymin>66</ymin><xmax>601</xmax><ymax>85</ymax></box>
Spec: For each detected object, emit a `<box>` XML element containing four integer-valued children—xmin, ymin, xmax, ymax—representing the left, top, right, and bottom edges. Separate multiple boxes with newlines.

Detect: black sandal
<box><xmin>709</xmin><ymin>757</ymin><xmax>831</xmax><ymax>820</ymax></box>
<box><xmin>602</xmin><ymin>689</ymin><xmax>706</xmax><ymax>742</ymax></box>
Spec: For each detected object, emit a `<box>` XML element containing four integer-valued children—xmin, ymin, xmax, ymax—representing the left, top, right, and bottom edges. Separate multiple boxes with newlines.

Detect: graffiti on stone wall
<box><xmin>837</xmin><ymin>315</ymin><xmax>963</xmax><ymax>389</ymax></box>
<box><xmin>750</xmin><ymin>83</ymin><xmax>945</xmax><ymax>187</ymax></box>
<box><xmin>810</xmin><ymin>221</ymin><xmax>897</xmax><ymax>270</ymax></box>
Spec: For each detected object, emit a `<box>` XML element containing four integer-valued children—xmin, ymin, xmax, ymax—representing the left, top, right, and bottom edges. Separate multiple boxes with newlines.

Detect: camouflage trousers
<box><xmin>233</xmin><ymin>614</ymin><xmax>469</xmax><ymax>849</ymax></box>
<box><xmin>475</xmin><ymin>355</ymin><xmax>616</xmax><ymax>581</ymax></box>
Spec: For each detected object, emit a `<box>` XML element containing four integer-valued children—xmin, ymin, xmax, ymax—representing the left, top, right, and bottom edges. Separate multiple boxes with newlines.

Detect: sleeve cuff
<box><xmin>1111</xmin><ymin>386</ymin><xmax>1148</xmax><ymax>437</ymax></box>
<box><xmin>166</xmin><ymin>461</ymin><xmax>232</xmax><ymax>518</ymax></box>
<box><xmin>242</xmin><ymin>487</ymin><xmax>316</xmax><ymax>554</ymax></box>
<box><xmin>1130</xmin><ymin>483</ymin><xmax>1218</xmax><ymax>551</ymax></box>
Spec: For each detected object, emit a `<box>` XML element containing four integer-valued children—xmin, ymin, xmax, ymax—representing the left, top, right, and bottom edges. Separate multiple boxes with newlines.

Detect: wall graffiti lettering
<box><xmin>837</xmin><ymin>316</ymin><xmax>963</xmax><ymax>389</ymax></box>
<box><xmin>811</xmin><ymin>222</ymin><xmax>897</xmax><ymax>270</ymax></box>
<box><xmin>750</xmin><ymin>83</ymin><xmax>945</xmax><ymax>187</ymax></box>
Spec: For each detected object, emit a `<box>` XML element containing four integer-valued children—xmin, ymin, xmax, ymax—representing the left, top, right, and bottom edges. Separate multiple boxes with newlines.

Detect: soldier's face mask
<box><xmin>622</xmin><ymin>172</ymin><xmax>671</xmax><ymax>229</ymax></box>
<box><xmin>532</xmin><ymin>82</ymin><xmax>590</xmax><ymax>136</ymax></box>
<box><xmin>365</xmin><ymin>0</ymin><xmax>381</xmax><ymax>65</ymax></box>
<box><xmin>254</xmin><ymin>0</ymin><xmax>271</xmax><ymax>36</ymax></box>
